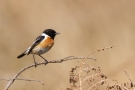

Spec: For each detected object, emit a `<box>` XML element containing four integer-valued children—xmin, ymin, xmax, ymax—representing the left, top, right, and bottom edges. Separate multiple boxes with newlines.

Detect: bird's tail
<box><xmin>17</xmin><ymin>52</ymin><xmax>26</xmax><ymax>59</ymax></box>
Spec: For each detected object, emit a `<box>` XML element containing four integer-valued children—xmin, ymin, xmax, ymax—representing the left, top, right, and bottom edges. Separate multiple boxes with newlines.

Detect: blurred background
<box><xmin>0</xmin><ymin>0</ymin><xmax>135</xmax><ymax>90</ymax></box>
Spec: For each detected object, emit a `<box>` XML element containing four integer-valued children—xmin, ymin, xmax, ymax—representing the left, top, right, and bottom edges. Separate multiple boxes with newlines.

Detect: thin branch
<box><xmin>1</xmin><ymin>78</ymin><xmax>44</xmax><ymax>85</ymax></box>
<box><xmin>0</xmin><ymin>79</ymin><xmax>10</xmax><ymax>81</ymax></box>
<box><xmin>4</xmin><ymin>56</ymin><xmax>95</xmax><ymax>90</ymax></box>
<box><xmin>124</xmin><ymin>70</ymin><xmax>135</xmax><ymax>90</ymax></box>
<box><xmin>87</xmin><ymin>79</ymin><xmax>112</xmax><ymax>90</ymax></box>
<box><xmin>124</xmin><ymin>70</ymin><xmax>132</xmax><ymax>82</ymax></box>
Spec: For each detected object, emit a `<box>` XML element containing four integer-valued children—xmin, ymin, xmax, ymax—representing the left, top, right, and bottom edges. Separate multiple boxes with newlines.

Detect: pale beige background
<box><xmin>0</xmin><ymin>0</ymin><xmax>135</xmax><ymax>90</ymax></box>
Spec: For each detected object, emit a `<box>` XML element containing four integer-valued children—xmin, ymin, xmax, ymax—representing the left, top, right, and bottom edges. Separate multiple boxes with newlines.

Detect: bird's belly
<box><xmin>32</xmin><ymin>47</ymin><xmax>51</xmax><ymax>55</ymax></box>
<box><xmin>30</xmin><ymin>37</ymin><xmax>54</xmax><ymax>55</ymax></box>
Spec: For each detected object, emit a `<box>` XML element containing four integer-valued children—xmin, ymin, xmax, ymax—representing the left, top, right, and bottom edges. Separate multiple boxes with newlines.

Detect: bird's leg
<box><xmin>33</xmin><ymin>54</ymin><xmax>37</xmax><ymax>67</ymax></box>
<box><xmin>39</xmin><ymin>55</ymin><xmax>48</xmax><ymax>64</ymax></box>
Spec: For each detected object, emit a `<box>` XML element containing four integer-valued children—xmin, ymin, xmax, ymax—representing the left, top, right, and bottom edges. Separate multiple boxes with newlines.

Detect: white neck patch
<box><xmin>41</xmin><ymin>33</ymin><xmax>50</xmax><ymax>42</ymax></box>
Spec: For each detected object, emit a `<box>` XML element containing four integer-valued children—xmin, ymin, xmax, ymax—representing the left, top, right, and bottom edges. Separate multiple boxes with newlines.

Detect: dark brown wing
<box><xmin>27</xmin><ymin>35</ymin><xmax>45</xmax><ymax>55</ymax></box>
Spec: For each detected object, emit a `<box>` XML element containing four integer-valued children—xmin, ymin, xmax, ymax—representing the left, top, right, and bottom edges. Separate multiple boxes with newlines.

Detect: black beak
<box><xmin>55</xmin><ymin>32</ymin><xmax>60</xmax><ymax>35</ymax></box>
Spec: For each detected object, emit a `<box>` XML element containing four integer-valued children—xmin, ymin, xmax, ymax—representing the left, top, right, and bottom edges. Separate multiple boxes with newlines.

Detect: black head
<box><xmin>43</xmin><ymin>29</ymin><xmax>60</xmax><ymax>39</ymax></box>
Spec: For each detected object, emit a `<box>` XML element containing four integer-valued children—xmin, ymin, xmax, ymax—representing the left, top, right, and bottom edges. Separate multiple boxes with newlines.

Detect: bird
<box><xmin>17</xmin><ymin>29</ymin><xmax>60</xmax><ymax>67</ymax></box>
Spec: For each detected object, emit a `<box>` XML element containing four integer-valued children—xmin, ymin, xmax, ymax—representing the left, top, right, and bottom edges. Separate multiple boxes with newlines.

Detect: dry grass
<box><xmin>67</xmin><ymin>60</ymin><xmax>135</xmax><ymax>90</ymax></box>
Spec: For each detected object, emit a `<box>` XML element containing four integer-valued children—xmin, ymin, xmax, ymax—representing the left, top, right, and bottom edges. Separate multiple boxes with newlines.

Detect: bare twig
<box><xmin>87</xmin><ymin>46</ymin><xmax>114</xmax><ymax>56</ymax></box>
<box><xmin>0</xmin><ymin>78</ymin><xmax>44</xmax><ymax>85</ymax></box>
<box><xmin>0</xmin><ymin>79</ymin><xmax>10</xmax><ymax>81</ymax></box>
<box><xmin>124</xmin><ymin>70</ymin><xmax>132</xmax><ymax>82</ymax></box>
<box><xmin>4</xmin><ymin>56</ymin><xmax>95</xmax><ymax>90</ymax></box>
<box><xmin>87</xmin><ymin>79</ymin><xmax>115</xmax><ymax>90</ymax></box>
<box><xmin>124</xmin><ymin>71</ymin><xmax>135</xmax><ymax>90</ymax></box>
<box><xmin>81</xmin><ymin>46</ymin><xmax>114</xmax><ymax>62</ymax></box>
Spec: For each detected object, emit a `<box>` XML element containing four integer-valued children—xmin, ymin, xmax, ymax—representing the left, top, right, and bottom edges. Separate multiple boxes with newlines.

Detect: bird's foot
<box><xmin>34</xmin><ymin>62</ymin><xmax>38</xmax><ymax>68</ymax></box>
<box><xmin>44</xmin><ymin>59</ymin><xmax>48</xmax><ymax>65</ymax></box>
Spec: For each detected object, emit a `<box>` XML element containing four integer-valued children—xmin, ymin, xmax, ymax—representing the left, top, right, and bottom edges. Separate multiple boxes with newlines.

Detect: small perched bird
<box><xmin>17</xmin><ymin>29</ymin><xmax>60</xmax><ymax>67</ymax></box>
